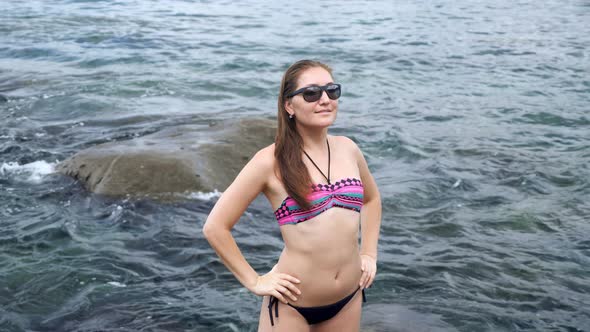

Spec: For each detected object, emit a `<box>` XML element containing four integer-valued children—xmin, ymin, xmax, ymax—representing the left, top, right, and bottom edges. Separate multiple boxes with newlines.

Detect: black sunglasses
<box><xmin>286</xmin><ymin>83</ymin><xmax>341</xmax><ymax>102</ymax></box>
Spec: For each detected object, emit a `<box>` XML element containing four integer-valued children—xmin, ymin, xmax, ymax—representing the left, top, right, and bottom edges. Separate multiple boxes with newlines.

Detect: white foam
<box><xmin>186</xmin><ymin>190</ymin><xmax>222</xmax><ymax>200</ymax></box>
<box><xmin>107</xmin><ymin>281</ymin><xmax>127</xmax><ymax>288</ymax></box>
<box><xmin>0</xmin><ymin>160</ymin><xmax>57</xmax><ymax>183</ymax></box>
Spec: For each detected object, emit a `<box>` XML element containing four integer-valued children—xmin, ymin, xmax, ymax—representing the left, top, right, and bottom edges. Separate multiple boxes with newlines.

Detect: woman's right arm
<box><xmin>202</xmin><ymin>147</ymin><xmax>300</xmax><ymax>303</ymax></box>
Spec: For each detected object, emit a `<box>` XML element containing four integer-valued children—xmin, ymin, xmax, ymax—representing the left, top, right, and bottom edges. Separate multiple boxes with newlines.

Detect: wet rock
<box><xmin>56</xmin><ymin>118</ymin><xmax>276</xmax><ymax>199</ymax></box>
<box><xmin>361</xmin><ymin>303</ymin><xmax>457</xmax><ymax>332</ymax></box>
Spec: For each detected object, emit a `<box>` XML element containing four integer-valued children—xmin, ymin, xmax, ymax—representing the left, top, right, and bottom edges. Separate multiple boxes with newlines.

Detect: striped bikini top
<box><xmin>274</xmin><ymin>178</ymin><xmax>364</xmax><ymax>226</ymax></box>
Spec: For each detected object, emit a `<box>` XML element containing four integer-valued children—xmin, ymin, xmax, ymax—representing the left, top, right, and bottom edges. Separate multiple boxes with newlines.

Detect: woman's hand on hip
<box><xmin>250</xmin><ymin>267</ymin><xmax>301</xmax><ymax>304</ymax></box>
<box><xmin>359</xmin><ymin>254</ymin><xmax>377</xmax><ymax>289</ymax></box>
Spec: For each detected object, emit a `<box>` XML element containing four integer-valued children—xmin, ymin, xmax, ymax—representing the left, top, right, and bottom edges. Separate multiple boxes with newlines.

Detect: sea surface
<box><xmin>1</xmin><ymin>0</ymin><xmax>589</xmax><ymax>331</ymax></box>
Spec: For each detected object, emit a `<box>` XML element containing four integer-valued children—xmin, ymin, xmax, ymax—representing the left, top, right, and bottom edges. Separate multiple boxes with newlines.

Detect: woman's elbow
<box><xmin>202</xmin><ymin>219</ymin><xmax>230</xmax><ymax>243</ymax></box>
<box><xmin>202</xmin><ymin>220</ymin><xmax>219</xmax><ymax>241</ymax></box>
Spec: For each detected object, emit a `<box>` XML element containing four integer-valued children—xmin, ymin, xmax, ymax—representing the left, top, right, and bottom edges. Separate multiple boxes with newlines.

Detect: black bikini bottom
<box><xmin>268</xmin><ymin>286</ymin><xmax>366</xmax><ymax>326</ymax></box>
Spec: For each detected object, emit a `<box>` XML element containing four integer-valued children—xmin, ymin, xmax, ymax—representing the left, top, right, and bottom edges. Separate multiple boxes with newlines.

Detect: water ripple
<box><xmin>1</xmin><ymin>0</ymin><xmax>589</xmax><ymax>330</ymax></box>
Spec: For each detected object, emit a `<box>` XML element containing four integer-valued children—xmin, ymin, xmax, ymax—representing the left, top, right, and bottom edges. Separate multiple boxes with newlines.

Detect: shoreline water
<box><xmin>1</xmin><ymin>0</ymin><xmax>589</xmax><ymax>331</ymax></box>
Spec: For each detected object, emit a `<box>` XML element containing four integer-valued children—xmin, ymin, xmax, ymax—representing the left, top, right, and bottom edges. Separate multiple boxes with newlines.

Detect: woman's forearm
<box><xmin>203</xmin><ymin>224</ymin><xmax>258</xmax><ymax>291</ymax></box>
<box><xmin>360</xmin><ymin>194</ymin><xmax>382</xmax><ymax>259</ymax></box>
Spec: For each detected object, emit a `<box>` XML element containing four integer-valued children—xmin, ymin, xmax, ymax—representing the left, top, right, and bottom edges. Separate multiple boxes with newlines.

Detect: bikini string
<box><xmin>302</xmin><ymin>138</ymin><xmax>331</xmax><ymax>184</ymax></box>
<box><xmin>268</xmin><ymin>296</ymin><xmax>279</xmax><ymax>326</ymax></box>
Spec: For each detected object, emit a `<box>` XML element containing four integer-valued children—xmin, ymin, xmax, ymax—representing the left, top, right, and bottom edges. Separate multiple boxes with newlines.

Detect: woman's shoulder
<box><xmin>249</xmin><ymin>143</ymin><xmax>276</xmax><ymax>170</ymax></box>
<box><xmin>331</xmin><ymin>135</ymin><xmax>360</xmax><ymax>152</ymax></box>
<box><xmin>331</xmin><ymin>135</ymin><xmax>364</xmax><ymax>164</ymax></box>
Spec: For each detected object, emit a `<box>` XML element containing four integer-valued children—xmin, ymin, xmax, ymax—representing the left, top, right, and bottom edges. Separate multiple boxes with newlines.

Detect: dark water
<box><xmin>1</xmin><ymin>0</ymin><xmax>589</xmax><ymax>331</ymax></box>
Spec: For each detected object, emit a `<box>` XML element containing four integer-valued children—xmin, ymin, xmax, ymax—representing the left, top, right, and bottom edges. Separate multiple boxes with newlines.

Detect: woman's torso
<box><xmin>261</xmin><ymin>136</ymin><xmax>363</xmax><ymax>306</ymax></box>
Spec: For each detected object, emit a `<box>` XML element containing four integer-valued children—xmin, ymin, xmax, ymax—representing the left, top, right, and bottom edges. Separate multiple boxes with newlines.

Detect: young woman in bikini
<box><xmin>203</xmin><ymin>59</ymin><xmax>382</xmax><ymax>331</ymax></box>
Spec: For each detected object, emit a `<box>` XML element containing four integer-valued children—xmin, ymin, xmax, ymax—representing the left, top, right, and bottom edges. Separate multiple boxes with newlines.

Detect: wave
<box><xmin>0</xmin><ymin>160</ymin><xmax>57</xmax><ymax>183</ymax></box>
<box><xmin>184</xmin><ymin>190</ymin><xmax>222</xmax><ymax>200</ymax></box>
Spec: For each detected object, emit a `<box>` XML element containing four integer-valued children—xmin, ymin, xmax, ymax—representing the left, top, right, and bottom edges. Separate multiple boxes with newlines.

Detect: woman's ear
<box><xmin>285</xmin><ymin>99</ymin><xmax>294</xmax><ymax>115</ymax></box>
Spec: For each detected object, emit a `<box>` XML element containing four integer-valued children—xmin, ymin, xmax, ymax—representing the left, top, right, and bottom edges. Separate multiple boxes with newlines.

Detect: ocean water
<box><xmin>1</xmin><ymin>0</ymin><xmax>589</xmax><ymax>331</ymax></box>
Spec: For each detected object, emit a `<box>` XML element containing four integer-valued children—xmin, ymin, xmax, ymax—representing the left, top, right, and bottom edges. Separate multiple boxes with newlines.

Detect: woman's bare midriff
<box><xmin>273</xmin><ymin>207</ymin><xmax>363</xmax><ymax>307</ymax></box>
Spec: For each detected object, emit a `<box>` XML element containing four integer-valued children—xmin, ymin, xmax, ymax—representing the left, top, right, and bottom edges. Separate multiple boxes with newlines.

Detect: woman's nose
<box><xmin>318</xmin><ymin>90</ymin><xmax>330</xmax><ymax>104</ymax></box>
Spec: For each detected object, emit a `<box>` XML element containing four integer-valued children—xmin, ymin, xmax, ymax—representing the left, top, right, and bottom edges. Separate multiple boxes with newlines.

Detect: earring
<box><xmin>289</xmin><ymin>113</ymin><xmax>294</xmax><ymax>119</ymax></box>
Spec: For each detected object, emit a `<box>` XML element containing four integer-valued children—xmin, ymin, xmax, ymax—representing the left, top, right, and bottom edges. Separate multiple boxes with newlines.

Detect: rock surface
<box><xmin>56</xmin><ymin>118</ymin><xmax>276</xmax><ymax>198</ymax></box>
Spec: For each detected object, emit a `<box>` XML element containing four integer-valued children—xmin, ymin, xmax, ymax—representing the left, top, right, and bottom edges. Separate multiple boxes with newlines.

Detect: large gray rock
<box><xmin>56</xmin><ymin>118</ymin><xmax>276</xmax><ymax>198</ymax></box>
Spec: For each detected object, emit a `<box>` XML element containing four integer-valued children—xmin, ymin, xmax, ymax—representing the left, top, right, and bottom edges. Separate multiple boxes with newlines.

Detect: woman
<box><xmin>203</xmin><ymin>60</ymin><xmax>381</xmax><ymax>331</ymax></box>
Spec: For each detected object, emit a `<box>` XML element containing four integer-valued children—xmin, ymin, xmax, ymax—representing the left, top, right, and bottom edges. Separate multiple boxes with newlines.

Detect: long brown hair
<box><xmin>275</xmin><ymin>60</ymin><xmax>333</xmax><ymax>210</ymax></box>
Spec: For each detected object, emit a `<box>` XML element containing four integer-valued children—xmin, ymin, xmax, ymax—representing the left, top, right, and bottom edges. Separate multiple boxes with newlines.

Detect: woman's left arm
<box><xmin>349</xmin><ymin>137</ymin><xmax>382</xmax><ymax>289</ymax></box>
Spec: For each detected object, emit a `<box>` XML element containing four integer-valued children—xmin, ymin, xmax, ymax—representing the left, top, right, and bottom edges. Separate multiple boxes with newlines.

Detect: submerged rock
<box><xmin>361</xmin><ymin>303</ymin><xmax>456</xmax><ymax>332</ymax></box>
<box><xmin>56</xmin><ymin>118</ymin><xmax>276</xmax><ymax>199</ymax></box>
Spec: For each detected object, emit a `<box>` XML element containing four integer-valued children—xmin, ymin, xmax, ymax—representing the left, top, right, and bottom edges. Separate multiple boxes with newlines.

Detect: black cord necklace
<box><xmin>302</xmin><ymin>138</ymin><xmax>331</xmax><ymax>185</ymax></box>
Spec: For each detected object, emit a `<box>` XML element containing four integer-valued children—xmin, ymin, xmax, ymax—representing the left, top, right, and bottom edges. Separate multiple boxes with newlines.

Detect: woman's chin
<box><xmin>296</xmin><ymin>114</ymin><xmax>337</xmax><ymax>129</ymax></box>
<box><xmin>311</xmin><ymin>120</ymin><xmax>336</xmax><ymax>128</ymax></box>
<box><xmin>313</xmin><ymin>113</ymin><xmax>337</xmax><ymax>126</ymax></box>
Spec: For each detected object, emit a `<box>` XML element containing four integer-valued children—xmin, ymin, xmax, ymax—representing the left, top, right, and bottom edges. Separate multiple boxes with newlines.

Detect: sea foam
<box><xmin>0</xmin><ymin>160</ymin><xmax>57</xmax><ymax>183</ymax></box>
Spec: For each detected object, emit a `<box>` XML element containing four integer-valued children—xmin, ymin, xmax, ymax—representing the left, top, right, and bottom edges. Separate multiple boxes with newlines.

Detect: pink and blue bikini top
<box><xmin>274</xmin><ymin>178</ymin><xmax>364</xmax><ymax>226</ymax></box>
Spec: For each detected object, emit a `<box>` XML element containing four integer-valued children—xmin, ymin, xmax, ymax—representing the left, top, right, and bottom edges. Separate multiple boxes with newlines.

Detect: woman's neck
<box><xmin>297</xmin><ymin>125</ymin><xmax>329</xmax><ymax>152</ymax></box>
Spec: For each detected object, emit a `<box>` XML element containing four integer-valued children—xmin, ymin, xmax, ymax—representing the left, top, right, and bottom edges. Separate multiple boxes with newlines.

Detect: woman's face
<box><xmin>285</xmin><ymin>66</ymin><xmax>338</xmax><ymax>128</ymax></box>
